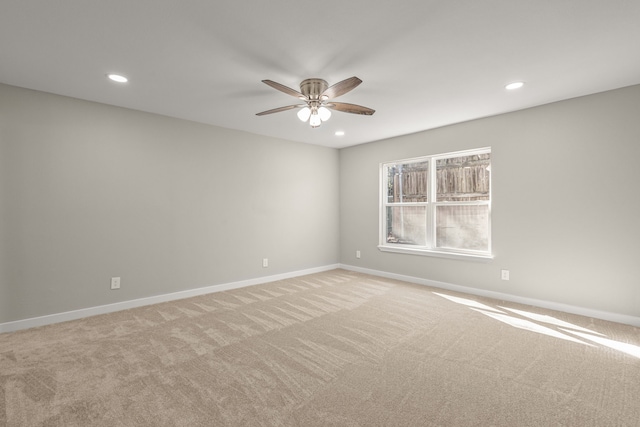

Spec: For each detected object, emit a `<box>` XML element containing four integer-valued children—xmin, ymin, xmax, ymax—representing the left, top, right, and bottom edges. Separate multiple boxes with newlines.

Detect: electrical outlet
<box><xmin>262</xmin><ymin>258</ymin><xmax>268</xmax><ymax>268</ymax></box>
<box><xmin>501</xmin><ymin>270</ymin><xmax>510</xmax><ymax>281</ymax></box>
<box><xmin>110</xmin><ymin>277</ymin><xmax>121</xmax><ymax>289</ymax></box>
<box><xmin>356</xmin><ymin>250</ymin><xmax>361</xmax><ymax>259</ymax></box>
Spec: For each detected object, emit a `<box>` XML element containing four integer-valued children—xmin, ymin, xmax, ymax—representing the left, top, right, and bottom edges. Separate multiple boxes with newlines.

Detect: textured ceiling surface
<box><xmin>1</xmin><ymin>1</ymin><xmax>639</xmax><ymax>148</ymax></box>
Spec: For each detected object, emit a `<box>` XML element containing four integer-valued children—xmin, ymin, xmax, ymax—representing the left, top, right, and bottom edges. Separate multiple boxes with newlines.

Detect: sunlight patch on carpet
<box><xmin>561</xmin><ymin>329</ymin><xmax>640</xmax><ymax>359</ymax></box>
<box><xmin>433</xmin><ymin>292</ymin><xmax>640</xmax><ymax>358</ymax></box>
<box><xmin>433</xmin><ymin>292</ymin><xmax>504</xmax><ymax>313</ymax></box>
<box><xmin>470</xmin><ymin>308</ymin><xmax>592</xmax><ymax>346</ymax></box>
<box><xmin>500</xmin><ymin>307</ymin><xmax>604</xmax><ymax>335</ymax></box>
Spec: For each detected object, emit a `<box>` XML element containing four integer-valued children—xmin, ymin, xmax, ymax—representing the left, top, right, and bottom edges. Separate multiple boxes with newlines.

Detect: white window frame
<box><xmin>379</xmin><ymin>147</ymin><xmax>493</xmax><ymax>261</ymax></box>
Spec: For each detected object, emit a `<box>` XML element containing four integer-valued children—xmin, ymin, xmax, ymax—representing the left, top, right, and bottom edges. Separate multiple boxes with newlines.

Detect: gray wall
<box><xmin>0</xmin><ymin>83</ymin><xmax>339</xmax><ymax>323</ymax></box>
<box><xmin>3</xmin><ymin>82</ymin><xmax>639</xmax><ymax>324</ymax></box>
<box><xmin>340</xmin><ymin>85</ymin><xmax>640</xmax><ymax>318</ymax></box>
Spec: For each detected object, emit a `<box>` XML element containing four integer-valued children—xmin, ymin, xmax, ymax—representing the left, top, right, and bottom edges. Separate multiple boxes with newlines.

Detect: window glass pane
<box><xmin>436</xmin><ymin>154</ymin><xmax>490</xmax><ymax>202</ymax></box>
<box><xmin>386</xmin><ymin>161</ymin><xmax>429</xmax><ymax>203</ymax></box>
<box><xmin>386</xmin><ymin>206</ymin><xmax>427</xmax><ymax>245</ymax></box>
<box><xmin>436</xmin><ymin>205</ymin><xmax>489</xmax><ymax>251</ymax></box>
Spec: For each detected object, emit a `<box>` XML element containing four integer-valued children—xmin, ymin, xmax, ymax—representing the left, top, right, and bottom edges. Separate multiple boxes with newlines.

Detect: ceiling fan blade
<box><xmin>322</xmin><ymin>76</ymin><xmax>362</xmax><ymax>99</ymax></box>
<box><xmin>256</xmin><ymin>104</ymin><xmax>303</xmax><ymax>116</ymax></box>
<box><xmin>326</xmin><ymin>102</ymin><xmax>375</xmax><ymax>115</ymax></box>
<box><xmin>262</xmin><ymin>80</ymin><xmax>304</xmax><ymax>99</ymax></box>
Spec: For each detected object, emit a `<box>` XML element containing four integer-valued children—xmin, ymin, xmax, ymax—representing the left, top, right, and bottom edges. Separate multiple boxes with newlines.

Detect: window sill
<box><xmin>378</xmin><ymin>245</ymin><xmax>494</xmax><ymax>262</ymax></box>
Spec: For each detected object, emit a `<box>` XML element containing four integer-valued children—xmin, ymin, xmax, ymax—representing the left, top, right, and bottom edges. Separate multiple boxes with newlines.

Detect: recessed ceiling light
<box><xmin>335</xmin><ymin>131</ymin><xmax>345</xmax><ymax>136</ymax></box>
<box><xmin>107</xmin><ymin>74</ymin><xmax>128</xmax><ymax>83</ymax></box>
<box><xmin>505</xmin><ymin>81</ymin><xmax>524</xmax><ymax>90</ymax></box>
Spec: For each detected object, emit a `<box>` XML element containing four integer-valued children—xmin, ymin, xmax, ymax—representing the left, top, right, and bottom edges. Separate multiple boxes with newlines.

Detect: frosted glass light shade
<box><xmin>297</xmin><ymin>107</ymin><xmax>311</xmax><ymax>121</ymax></box>
<box><xmin>318</xmin><ymin>106</ymin><xmax>331</xmax><ymax>121</ymax></box>
<box><xmin>309</xmin><ymin>113</ymin><xmax>321</xmax><ymax>127</ymax></box>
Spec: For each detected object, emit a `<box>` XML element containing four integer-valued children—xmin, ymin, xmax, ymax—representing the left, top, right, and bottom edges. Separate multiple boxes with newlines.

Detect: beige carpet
<box><xmin>1</xmin><ymin>269</ymin><xmax>639</xmax><ymax>426</ymax></box>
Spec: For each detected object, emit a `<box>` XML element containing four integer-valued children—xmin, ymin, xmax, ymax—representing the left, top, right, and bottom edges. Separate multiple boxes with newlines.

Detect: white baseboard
<box><xmin>340</xmin><ymin>264</ymin><xmax>640</xmax><ymax>328</ymax></box>
<box><xmin>0</xmin><ymin>264</ymin><xmax>341</xmax><ymax>334</ymax></box>
<box><xmin>5</xmin><ymin>263</ymin><xmax>638</xmax><ymax>333</ymax></box>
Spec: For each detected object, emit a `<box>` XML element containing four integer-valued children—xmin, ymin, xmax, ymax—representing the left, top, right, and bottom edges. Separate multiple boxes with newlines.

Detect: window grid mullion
<box><xmin>427</xmin><ymin>157</ymin><xmax>436</xmax><ymax>249</ymax></box>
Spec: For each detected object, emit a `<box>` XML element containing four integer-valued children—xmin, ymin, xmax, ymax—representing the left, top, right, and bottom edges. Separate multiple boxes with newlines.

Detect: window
<box><xmin>379</xmin><ymin>148</ymin><xmax>492</xmax><ymax>260</ymax></box>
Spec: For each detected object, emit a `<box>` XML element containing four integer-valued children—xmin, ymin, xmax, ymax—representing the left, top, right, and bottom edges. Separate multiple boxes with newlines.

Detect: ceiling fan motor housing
<box><xmin>300</xmin><ymin>78</ymin><xmax>328</xmax><ymax>100</ymax></box>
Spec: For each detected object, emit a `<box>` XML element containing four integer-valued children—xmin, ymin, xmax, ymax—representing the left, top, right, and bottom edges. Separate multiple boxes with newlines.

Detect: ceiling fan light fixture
<box><xmin>257</xmin><ymin>76</ymin><xmax>375</xmax><ymax>128</ymax></box>
<box><xmin>318</xmin><ymin>106</ymin><xmax>331</xmax><ymax>122</ymax></box>
<box><xmin>297</xmin><ymin>106</ymin><xmax>311</xmax><ymax>122</ymax></box>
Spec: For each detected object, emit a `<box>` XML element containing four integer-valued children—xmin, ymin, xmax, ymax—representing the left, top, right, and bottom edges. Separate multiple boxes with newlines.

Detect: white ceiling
<box><xmin>1</xmin><ymin>1</ymin><xmax>639</xmax><ymax>149</ymax></box>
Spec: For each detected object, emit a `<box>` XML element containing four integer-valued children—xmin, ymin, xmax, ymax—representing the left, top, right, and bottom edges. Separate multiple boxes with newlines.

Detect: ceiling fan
<box><xmin>256</xmin><ymin>76</ymin><xmax>375</xmax><ymax>128</ymax></box>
